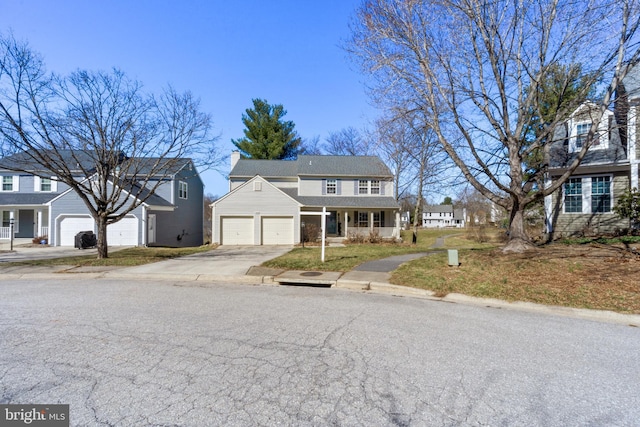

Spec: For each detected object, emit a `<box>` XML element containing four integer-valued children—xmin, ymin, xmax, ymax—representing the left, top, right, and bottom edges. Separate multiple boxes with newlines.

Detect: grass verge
<box><xmin>390</xmin><ymin>244</ymin><xmax>640</xmax><ymax>314</ymax></box>
<box><xmin>4</xmin><ymin>245</ymin><xmax>213</xmax><ymax>267</ymax></box>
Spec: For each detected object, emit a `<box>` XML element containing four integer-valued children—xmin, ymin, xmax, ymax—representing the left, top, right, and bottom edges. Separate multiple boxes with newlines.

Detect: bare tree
<box><xmin>323</xmin><ymin>126</ymin><xmax>372</xmax><ymax>156</ymax></box>
<box><xmin>375</xmin><ymin>107</ymin><xmax>449</xmax><ymax>236</ymax></box>
<box><xmin>373</xmin><ymin>115</ymin><xmax>415</xmax><ymax>201</ymax></box>
<box><xmin>0</xmin><ymin>34</ymin><xmax>221</xmax><ymax>258</ymax></box>
<box><xmin>349</xmin><ymin>0</ymin><xmax>640</xmax><ymax>252</ymax></box>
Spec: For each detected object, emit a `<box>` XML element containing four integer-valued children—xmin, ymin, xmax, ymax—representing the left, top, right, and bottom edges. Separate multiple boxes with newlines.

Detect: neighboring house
<box><xmin>545</xmin><ymin>66</ymin><xmax>640</xmax><ymax>237</ymax></box>
<box><xmin>422</xmin><ymin>205</ymin><xmax>466</xmax><ymax>228</ymax></box>
<box><xmin>211</xmin><ymin>153</ymin><xmax>401</xmax><ymax>245</ymax></box>
<box><xmin>0</xmin><ymin>151</ymin><xmax>203</xmax><ymax>247</ymax></box>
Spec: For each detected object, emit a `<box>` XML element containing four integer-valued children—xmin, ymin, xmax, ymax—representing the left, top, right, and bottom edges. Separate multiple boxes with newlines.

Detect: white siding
<box><xmin>214</xmin><ymin>177</ymin><xmax>299</xmax><ymax>245</ymax></box>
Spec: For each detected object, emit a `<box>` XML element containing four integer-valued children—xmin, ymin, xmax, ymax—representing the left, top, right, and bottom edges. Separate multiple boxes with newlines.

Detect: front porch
<box><xmin>300</xmin><ymin>208</ymin><xmax>401</xmax><ymax>241</ymax></box>
<box><xmin>0</xmin><ymin>207</ymin><xmax>50</xmax><ymax>240</ymax></box>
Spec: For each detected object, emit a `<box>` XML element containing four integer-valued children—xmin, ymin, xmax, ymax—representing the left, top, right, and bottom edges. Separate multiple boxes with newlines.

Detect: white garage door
<box><xmin>107</xmin><ymin>216</ymin><xmax>138</xmax><ymax>246</ymax></box>
<box><xmin>222</xmin><ymin>217</ymin><xmax>253</xmax><ymax>245</ymax></box>
<box><xmin>261</xmin><ymin>217</ymin><xmax>294</xmax><ymax>245</ymax></box>
<box><xmin>59</xmin><ymin>216</ymin><xmax>94</xmax><ymax>246</ymax></box>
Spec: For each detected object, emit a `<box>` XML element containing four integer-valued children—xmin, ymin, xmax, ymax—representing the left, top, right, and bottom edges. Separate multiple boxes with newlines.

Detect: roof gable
<box><xmin>212</xmin><ymin>174</ymin><xmax>301</xmax><ymax>207</ymax></box>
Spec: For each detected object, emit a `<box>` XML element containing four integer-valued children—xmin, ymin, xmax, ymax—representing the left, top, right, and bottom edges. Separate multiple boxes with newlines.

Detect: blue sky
<box><xmin>0</xmin><ymin>0</ymin><xmax>376</xmax><ymax>196</ymax></box>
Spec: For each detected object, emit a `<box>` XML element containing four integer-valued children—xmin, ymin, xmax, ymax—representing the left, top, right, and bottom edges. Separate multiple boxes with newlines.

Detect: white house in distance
<box><xmin>211</xmin><ymin>153</ymin><xmax>401</xmax><ymax>245</ymax></box>
<box><xmin>422</xmin><ymin>205</ymin><xmax>466</xmax><ymax>228</ymax></box>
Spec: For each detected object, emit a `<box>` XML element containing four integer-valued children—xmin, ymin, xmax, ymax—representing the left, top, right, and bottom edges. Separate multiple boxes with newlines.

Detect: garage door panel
<box><xmin>59</xmin><ymin>216</ymin><xmax>94</xmax><ymax>246</ymax></box>
<box><xmin>261</xmin><ymin>217</ymin><xmax>293</xmax><ymax>245</ymax></box>
<box><xmin>107</xmin><ymin>216</ymin><xmax>138</xmax><ymax>246</ymax></box>
<box><xmin>222</xmin><ymin>217</ymin><xmax>253</xmax><ymax>245</ymax></box>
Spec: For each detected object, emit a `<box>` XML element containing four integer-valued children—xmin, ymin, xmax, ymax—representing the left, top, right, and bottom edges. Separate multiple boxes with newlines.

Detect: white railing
<box><xmin>0</xmin><ymin>227</ymin><xmax>10</xmax><ymax>239</ymax></box>
<box><xmin>346</xmin><ymin>227</ymin><xmax>399</xmax><ymax>239</ymax></box>
<box><xmin>39</xmin><ymin>227</ymin><xmax>49</xmax><ymax>237</ymax></box>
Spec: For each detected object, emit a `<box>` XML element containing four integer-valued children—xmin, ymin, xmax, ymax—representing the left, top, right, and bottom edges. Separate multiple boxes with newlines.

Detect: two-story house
<box><xmin>422</xmin><ymin>205</ymin><xmax>466</xmax><ymax>228</ymax></box>
<box><xmin>211</xmin><ymin>153</ymin><xmax>401</xmax><ymax>245</ymax></box>
<box><xmin>0</xmin><ymin>151</ymin><xmax>204</xmax><ymax>247</ymax></box>
<box><xmin>545</xmin><ymin>67</ymin><xmax>640</xmax><ymax>237</ymax></box>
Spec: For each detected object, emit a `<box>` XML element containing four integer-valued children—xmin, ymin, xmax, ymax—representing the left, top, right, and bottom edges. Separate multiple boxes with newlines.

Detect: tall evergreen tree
<box><xmin>232</xmin><ymin>99</ymin><xmax>301</xmax><ymax>159</ymax></box>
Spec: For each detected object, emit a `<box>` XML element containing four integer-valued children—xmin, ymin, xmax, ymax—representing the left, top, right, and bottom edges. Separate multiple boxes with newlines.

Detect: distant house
<box><xmin>0</xmin><ymin>151</ymin><xmax>203</xmax><ymax>247</ymax></box>
<box><xmin>211</xmin><ymin>153</ymin><xmax>401</xmax><ymax>245</ymax></box>
<box><xmin>422</xmin><ymin>205</ymin><xmax>465</xmax><ymax>228</ymax></box>
<box><xmin>545</xmin><ymin>67</ymin><xmax>640</xmax><ymax>237</ymax></box>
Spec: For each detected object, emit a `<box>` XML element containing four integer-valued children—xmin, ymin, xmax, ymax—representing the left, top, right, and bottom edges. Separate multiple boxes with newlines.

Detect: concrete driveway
<box><xmin>114</xmin><ymin>245</ymin><xmax>292</xmax><ymax>276</ymax></box>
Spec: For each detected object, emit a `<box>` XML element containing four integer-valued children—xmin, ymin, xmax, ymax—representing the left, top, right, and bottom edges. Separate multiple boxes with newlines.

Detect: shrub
<box><xmin>32</xmin><ymin>235</ymin><xmax>48</xmax><ymax>244</ymax></box>
<box><xmin>302</xmin><ymin>223</ymin><xmax>319</xmax><ymax>243</ymax></box>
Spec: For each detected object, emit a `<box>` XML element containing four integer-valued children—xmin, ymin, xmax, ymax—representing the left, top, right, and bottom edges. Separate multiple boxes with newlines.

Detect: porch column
<box><xmin>37</xmin><ymin>209</ymin><xmax>43</xmax><ymax>237</ymax></box>
<box><xmin>370</xmin><ymin>211</ymin><xmax>374</xmax><ymax>232</ymax></box>
<box><xmin>9</xmin><ymin>210</ymin><xmax>15</xmax><ymax>237</ymax></box>
<box><xmin>395</xmin><ymin>211</ymin><xmax>400</xmax><ymax>237</ymax></box>
<box><xmin>344</xmin><ymin>210</ymin><xmax>348</xmax><ymax>237</ymax></box>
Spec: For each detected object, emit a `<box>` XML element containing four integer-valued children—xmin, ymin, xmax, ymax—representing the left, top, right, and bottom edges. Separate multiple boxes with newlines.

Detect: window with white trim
<box><xmin>591</xmin><ymin>176</ymin><xmax>611</xmax><ymax>213</ymax></box>
<box><xmin>326</xmin><ymin>179</ymin><xmax>337</xmax><ymax>194</ymax></box>
<box><xmin>2</xmin><ymin>176</ymin><xmax>13</xmax><ymax>191</ymax></box>
<box><xmin>370</xmin><ymin>180</ymin><xmax>380</xmax><ymax>194</ymax></box>
<box><xmin>179</xmin><ymin>181</ymin><xmax>188</xmax><ymax>199</ymax></box>
<box><xmin>563</xmin><ymin>175</ymin><xmax>612</xmax><ymax>214</ymax></box>
<box><xmin>564</xmin><ymin>178</ymin><xmax>582</xmax><ymax>213</ymax></box>
<box><xmin>40</xmin><ymin>178</ymin><xmax>52</xmax><ymax>192</ymax></box>
<box><xmin>358</xmin><ymin>180</ymin><xmax>368</xmax><ymax>195</ymax></box>
<box><xmin>1</xmin><ymin>211</ymin><xmax>10</xmax><ymax>227</ymax></box>
<box><xmin>575</xmin><ymin>122</ymin><xmax>590</xmax><ymax>149</ymax></box>
<box><xmin>357</xmin><ymin>211</ymin><xmax>368</xmax><ymax>227</ymax></box>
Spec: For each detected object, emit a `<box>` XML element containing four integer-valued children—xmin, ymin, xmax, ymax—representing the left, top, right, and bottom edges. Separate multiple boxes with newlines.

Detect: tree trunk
<box><xmin>503</xmin><ymin>207</ymin><xmax>535</xmax><ymax>253</ymax></box>
<box><xmin>96</xmin><ymin>214</ymin><xmax>109</xmax><ymax>259</ymax></box>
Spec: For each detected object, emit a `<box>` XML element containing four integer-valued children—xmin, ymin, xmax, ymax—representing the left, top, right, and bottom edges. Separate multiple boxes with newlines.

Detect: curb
<box><xmin>2</xmin><ymin>270</ymin><xmax>638</xmax><ymax>327</ymax></box>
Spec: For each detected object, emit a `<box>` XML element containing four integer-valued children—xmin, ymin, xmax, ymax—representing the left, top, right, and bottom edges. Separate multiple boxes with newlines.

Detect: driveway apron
<box><xmin>115</xmin><ymin>245</ymin><xmax>292</xmax><ymax>276</ymax></box>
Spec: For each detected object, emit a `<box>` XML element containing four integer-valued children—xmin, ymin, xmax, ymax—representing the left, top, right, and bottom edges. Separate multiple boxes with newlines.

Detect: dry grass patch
<box><xmin>4</xmin><ymin>245</ymin><xmax>214</xmax><ymax>267</ymax></box>
<box><xmin>391</xmin><ymin>243</ymin><xmax>640</xmax><ymax>313</ymax></box>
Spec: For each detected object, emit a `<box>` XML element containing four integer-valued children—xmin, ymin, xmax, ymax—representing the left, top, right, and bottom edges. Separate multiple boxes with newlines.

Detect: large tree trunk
<box><xmin>503</xmin><ymin>207</ymin><xmax>535</xmax><ymax>253</ymax></box>
<box><xmin>96</xmin><ymin>214</ymin><xmax>109</xmax><ymax>259</ymax></box>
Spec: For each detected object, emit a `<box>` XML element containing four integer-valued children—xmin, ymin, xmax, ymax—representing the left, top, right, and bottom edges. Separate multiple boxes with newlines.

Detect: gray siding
<box><xmin>152</xmin><ymin>167</ymin><xmax>203</xmax><ymax>247</ymax></box>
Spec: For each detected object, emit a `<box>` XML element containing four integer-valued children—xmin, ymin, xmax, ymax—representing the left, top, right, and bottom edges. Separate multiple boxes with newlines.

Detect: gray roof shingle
<box><xmin>0</xmin><ymin>193</ymin><xmax>58</xmax><ymax>205</ymax></box>
<box><xmin>230</xmin><ymin>155</ymin><xmax>393</xmax><ymax>178</ymax></box>
<box><xmin>280</xmin><ymin>188</ymin><xmax>400</xmax><ymax>209</ymax></box>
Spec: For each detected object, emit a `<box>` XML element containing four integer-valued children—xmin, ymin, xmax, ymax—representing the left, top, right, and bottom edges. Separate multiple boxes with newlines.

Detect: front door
<box><xmin>327</xmin><ymin>211</ymin><xmax>337</xmax><ymax>235</ymax></box>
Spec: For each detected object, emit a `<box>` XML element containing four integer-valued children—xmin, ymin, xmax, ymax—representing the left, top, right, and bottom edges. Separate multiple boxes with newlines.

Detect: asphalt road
<box><xmin>1</xmin><ymin>278</ymin><xmax>639</xmax><ymax>426</ymax></box>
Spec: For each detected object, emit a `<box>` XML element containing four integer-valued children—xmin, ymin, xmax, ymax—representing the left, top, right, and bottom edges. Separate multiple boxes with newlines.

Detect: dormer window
<box><xmin>568</xmin><ymin>108</ymin><xmax>612</xmax><ymax>153</ymax></box>
<box><xmin>575</xmin><ymin>122</ymin><xmax>590</xmax><ymax>149</ymax></box>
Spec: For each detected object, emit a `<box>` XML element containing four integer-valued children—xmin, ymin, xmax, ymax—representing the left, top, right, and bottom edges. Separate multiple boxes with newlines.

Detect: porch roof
<box><xmin>281</xmin><ymin>189</ymin><xmax>400</xmax><ymax>209</ymax></box>
<box><xmin>0</xmin><ymin>193</ymin><xmax>56</xmax><ymax>205</ymax></box>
